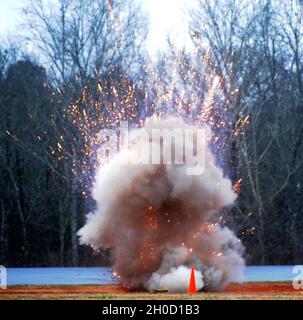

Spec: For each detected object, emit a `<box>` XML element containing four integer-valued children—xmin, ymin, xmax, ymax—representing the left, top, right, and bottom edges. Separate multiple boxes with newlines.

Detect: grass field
<box><xmin>1</xmin><ymin>283</ymin><xmax>303</xmax><ymax>300</ymax></box>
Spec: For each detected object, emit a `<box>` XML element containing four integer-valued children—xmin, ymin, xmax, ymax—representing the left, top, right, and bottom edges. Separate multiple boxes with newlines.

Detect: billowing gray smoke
<box><xmin>78</xmin><ymin>116</ymin><xmax>244</xmax><ymax>292</ymax></box>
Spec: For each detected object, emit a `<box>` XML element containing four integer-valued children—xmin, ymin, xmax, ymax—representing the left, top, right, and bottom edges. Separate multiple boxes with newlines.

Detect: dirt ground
<box><xmin>0</xmin><ymin>282</ymin><xmax>303</xmax><ymax>300</ymax></box>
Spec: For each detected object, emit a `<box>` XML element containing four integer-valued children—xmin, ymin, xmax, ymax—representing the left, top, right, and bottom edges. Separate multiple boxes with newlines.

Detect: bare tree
<box><xmin>189</xmin><ymin>0</ymin><xmax>303</xmax><ymax>263</ymax></box>
<box><xmin>18</xmin><ymin>0</ymin><xmax>148</xmax><ymax>266</ymax></box>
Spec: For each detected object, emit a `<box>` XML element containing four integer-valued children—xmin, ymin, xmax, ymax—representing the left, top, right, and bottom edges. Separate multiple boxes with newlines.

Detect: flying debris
<box><xmin>78</xmin><ymin>116</ymin><xmax>244</xmax><ymax>292</ymax></box>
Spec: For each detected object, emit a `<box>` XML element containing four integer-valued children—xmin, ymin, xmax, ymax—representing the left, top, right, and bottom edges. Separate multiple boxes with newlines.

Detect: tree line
<box><xmin>0</xmin><ymin>0</ymin><xmax>302</xmax><ymax>266</ymax></box>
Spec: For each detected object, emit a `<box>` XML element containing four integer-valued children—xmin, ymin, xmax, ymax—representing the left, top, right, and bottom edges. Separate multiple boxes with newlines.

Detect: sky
<box><xmin>0</xmin><ymin>0</ymin><xmax>20</xmax><ymax>35</ymax></box>
<box><xmin>143</xmin><ymin>0</ymin><xmax>194</xmax><ymax>54</ymax></box>
<box><xmin>0</xmin><ymin>0</ymin><xmax>195</xmax><ymax>54</ymax></box>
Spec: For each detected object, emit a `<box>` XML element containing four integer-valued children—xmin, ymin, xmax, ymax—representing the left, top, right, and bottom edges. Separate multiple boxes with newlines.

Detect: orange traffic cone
<box><xmin>188</xmin><ymin>266</ymin><xmax>197</xmax><ymax>294</ymax></box>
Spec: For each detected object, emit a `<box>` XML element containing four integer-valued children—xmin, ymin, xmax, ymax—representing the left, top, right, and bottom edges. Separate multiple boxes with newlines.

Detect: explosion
<box><xmin>78</xmin><ymin>116</ymin><xmax>244</xmax><ymax>292</ymax></box>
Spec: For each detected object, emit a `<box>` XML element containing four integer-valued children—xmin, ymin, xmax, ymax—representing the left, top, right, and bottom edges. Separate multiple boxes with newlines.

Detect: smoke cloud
<box><xmin>78</xmin><ymin>116</ymin><xmax>244</xmax><ymax>292</ymax></box>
